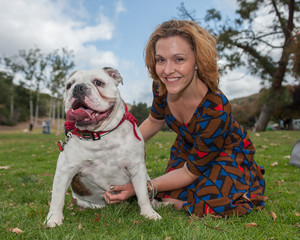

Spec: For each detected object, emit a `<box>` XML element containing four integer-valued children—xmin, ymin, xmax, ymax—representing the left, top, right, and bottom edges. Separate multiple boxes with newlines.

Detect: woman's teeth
<box><xmin>166</xmin><ymin>77</ymin><xmax>179</xmax><ymax>82</ymax></box>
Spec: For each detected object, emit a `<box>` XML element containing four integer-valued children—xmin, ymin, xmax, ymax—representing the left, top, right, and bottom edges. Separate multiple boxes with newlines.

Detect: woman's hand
<box><xmin>104</xmin><ymin>183</ymin><xmax>135</xmax><ymax>204</ymax></box>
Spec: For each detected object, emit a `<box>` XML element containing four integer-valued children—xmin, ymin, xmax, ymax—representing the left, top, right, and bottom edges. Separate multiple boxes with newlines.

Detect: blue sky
<box><xmin>0</xmin><ymin>0</ymin><xmax>263</xmax><ymax>105</ymax></box>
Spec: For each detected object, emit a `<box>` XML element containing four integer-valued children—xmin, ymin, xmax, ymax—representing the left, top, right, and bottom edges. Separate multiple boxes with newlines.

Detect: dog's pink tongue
<box><xmin>66</xmin><ymin>108</ymin><xmax>93</xmax><ymax>123</ymax></box>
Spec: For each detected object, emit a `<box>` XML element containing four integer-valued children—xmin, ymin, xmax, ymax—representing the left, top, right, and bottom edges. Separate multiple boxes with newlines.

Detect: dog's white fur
<box><xmin>45</xmin><ymin>68</ymin><xmax>161</xmax><ymax>227</ymax></box>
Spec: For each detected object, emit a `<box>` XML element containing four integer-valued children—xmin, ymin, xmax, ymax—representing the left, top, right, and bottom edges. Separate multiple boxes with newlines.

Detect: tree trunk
<box><xmin>10</xmin><ymin>95</ymin><xmax>14</xmax><ymax>120</ymax></box>
<box><xmin>34</xmin><ymin>91</ymin><xmax>40</xmax><ymax>126</ymax></box>
<box><xmin>254</xmin><ymin>0</ymin><xmax>294</xmax><ymax>132</ymax></box>
<box><xmin>254</xmin><ymin>77</ymin><xmax>285</xmax><ymax>132</ymax></box>
<box><xmin>49</xmin><ymin>98</ymin><xmax>52</xmax><ymax>122</ymax></box>
<box><xmin>254</xmin><ymin>54</ymin><xmax>289</xmax><ymax>131</ymax></box>
<box><xmin>254</xmin><ymin>101</ymin><xmax>275</xmax><ymax>131</ymax></box>
<box><xmin>29</xmin><ymin>97</ymin><xmax>33</xmax><ymax>126</ymax></box>
<box><xmin>56</xmin><ymin>101</ymin><xmax>60</xmax><ymax>131</ymax></box>
<box><xmin>52</xmin><ymin>100</ymin><xmax>56</xmax><ymax>126</ymax></box>
<box><xmin>61</xmin><ymin>101</ymin><xmax>65</xmax><ymax>130</ymax></box>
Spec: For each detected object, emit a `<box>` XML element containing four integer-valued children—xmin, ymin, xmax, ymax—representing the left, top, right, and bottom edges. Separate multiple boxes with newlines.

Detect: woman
<box><xmin>104</xmin><ymin>19</ymin><xmax>265</xmax><ymax>218</ymax></box>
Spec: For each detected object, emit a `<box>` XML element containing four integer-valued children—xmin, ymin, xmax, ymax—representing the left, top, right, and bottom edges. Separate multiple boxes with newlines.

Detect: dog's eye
<box><xmin>66</xmin><ymin>83</ymin><xmax>72</xmax><ymax>90</ymax></box>
<box><xmin>94</xmin><ymin>79</ymin><xmax>104</xmax><ymax>87</ymax></box>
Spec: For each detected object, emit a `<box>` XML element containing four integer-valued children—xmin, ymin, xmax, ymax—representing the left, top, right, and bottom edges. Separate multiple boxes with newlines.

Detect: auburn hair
<box><xmin>145</xmin><ymin>19</ymin><xmax>220</xmax><ymax>96</ymax></box>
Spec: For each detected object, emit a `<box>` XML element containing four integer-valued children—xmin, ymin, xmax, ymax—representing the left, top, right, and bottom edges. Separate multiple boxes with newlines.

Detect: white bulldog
<box><xmin>45</xmin><ymin>67</ymin><xmax>161</xmax><ymax>228</ymax></box>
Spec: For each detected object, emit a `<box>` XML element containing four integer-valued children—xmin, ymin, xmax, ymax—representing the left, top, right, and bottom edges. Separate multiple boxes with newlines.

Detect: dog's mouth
<box><xmin>66</xmin><ymin>100</ymin><xmax>114</xmax><ymax>125</ymax></box>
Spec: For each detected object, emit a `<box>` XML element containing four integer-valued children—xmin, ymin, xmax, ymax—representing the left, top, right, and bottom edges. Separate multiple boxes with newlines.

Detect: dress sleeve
<box><xmin>150</xmin><ymin>82</ymin><xmax>166</xmax><ymax>120</ymax></box>
<box><xmin>186</xmin><ymin>93</ymin><xmax>232</xmax><ymax>175</ymax></box>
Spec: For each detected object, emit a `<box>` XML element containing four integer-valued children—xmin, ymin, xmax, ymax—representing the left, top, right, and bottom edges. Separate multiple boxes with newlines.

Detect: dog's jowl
<box><xmin>45</xmin><ymin>67</ymin><xmax>161</xmax><ymax>228</ymax></box>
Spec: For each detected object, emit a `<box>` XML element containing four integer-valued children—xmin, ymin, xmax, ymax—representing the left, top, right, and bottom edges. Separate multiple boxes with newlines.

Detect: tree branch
<box><xmin>226</xmin><ymin>38</ymin><xmax>276</xmax><ymax>76</ymax></box>
<box><xmin>177</xmin><ymin>2</ymin><xmax>197</xmax><ymax>22</ymax></box>
<box><xmin>271</xmin><ymin>0</ymin><xmax>285</xmax><ymax>32</ymax></box>
<box><xmin>286</xmin><ymin>0</ymin><xmax>296</xmax><ymax>40</ymax></box>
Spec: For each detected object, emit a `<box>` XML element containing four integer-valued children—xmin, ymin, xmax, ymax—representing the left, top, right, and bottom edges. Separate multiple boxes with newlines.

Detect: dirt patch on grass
<box><xmin>0</xmin><ymin>118</ymin><xmax>64</xmax><ymax>134</ymax></box>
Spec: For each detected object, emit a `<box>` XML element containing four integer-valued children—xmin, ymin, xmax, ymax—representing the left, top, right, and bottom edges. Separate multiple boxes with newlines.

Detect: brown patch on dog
<box><xmin>71</xmin><ymin>173</ymin><xmax>92</xmax><ymax>196</ymax></box>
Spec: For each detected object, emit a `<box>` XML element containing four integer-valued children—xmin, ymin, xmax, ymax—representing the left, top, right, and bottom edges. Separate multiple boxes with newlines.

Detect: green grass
<box><xmin>0</xmin><ymin>130</ymin><xmax>299</xmax><ymax>239</ymax></box>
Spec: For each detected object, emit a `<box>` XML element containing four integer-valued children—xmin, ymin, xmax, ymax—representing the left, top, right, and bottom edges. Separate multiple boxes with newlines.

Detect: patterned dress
<box><xmin>151</xmin><ymin>83</ymin><xmax>265</xmax><ymax>217</ymax></box>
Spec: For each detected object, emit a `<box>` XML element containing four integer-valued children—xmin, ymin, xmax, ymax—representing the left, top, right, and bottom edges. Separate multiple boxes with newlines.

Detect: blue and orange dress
<box><xmin>151</xmin><ymin>83</ymin><xmax>265</xmax><ymax>217</ymax></box>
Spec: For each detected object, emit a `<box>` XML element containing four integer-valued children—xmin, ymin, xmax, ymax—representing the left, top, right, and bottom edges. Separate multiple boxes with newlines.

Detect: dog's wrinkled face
<box><xmin>64</xmin><ymin>67</ymin><xmax>123</xmax><ymax>131</ymax></box>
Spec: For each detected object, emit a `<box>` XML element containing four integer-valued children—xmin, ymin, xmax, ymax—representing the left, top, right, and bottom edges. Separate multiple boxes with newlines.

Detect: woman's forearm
<box><xmin>151</xmin><ymin>163</ymin><xmax>198</xmax><ymax>192</ymax></box>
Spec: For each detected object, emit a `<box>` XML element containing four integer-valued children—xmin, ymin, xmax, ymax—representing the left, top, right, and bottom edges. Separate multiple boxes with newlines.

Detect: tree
<box><xmin>0</xmin><ymin>70</ymin><xmax>14</xmax><ymax>124</ymax></box>
<box><xmin>1</xmin><ymin>47</ymin><xmax>75</xmax><ymax>128</ymax></box>
<box><xmin>178</xmin><ymin>0</ymin><xmax>300</xmax><ymax>131</ymax></box>
<box><xmin>274</xmin><ymin>84</ymin><xmax>300</xmax><ymax>120</ymax></box>
<box><xmin>1</xmin><ymin>57</ymin><xmax>18</xmax><ymax>121</ymax></box>
<box><xmin>0</xmin><ymin>70</ymin><xmax>32</xmax><ymax>125</ymax></box>
<box><xmin>17</xmin><ymin>48</ymin><xmax>41</xmax><ymax>126</ymax></box>
<box><xmin>34</xmin><ymin>52</ymin><xmax>48</xmax><ymax>126</ymax></box>
<box><xmin>130</xmin><ymin>102</ymin><xmax>150</xmax><ymax>126</ymax></box>
<box><xmin>4</xmin><ymin>47</ymin><xmax>45</xmax><ymax>127</ymax></box>
<box><xmin>47</xmin><ymin>48</ymin><xmax>75</xmax><ymax>130</ymax></box>
<box><xmin>47</xmin><ymin>48</ymin><xmax>75</xmax><ymax>99</ymax></box>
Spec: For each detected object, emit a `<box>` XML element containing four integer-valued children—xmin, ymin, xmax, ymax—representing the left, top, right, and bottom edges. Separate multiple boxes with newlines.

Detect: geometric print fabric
<box><xmin>151</xmin><ymin>82</ymin><xmax>266</xmax><ymax>217</ymax></box>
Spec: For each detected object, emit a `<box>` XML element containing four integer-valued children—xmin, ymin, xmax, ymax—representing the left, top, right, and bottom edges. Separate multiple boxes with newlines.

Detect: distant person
<box><xmin>283</xmin><ymin>118</ymin><xmax>292</xmax><ymax>130</ymax></box>
<box><xmin>29</xmin><ymin>122</ymin><xmax>33</xmax><ymax>132</ymax></box>
<box><xmin>46</xmin><ymin>120</ymin><xmax>50</xmax><ymax>134</ymax></box>
<box><xmin>42</xmin><ymin>121</ymin><xmax>47</xmax><ymax>134</ymax></box>
<box><xmin>104</xmin><ymin>20</ymin><xmax>265</xmax><ymax>218</ymax></box>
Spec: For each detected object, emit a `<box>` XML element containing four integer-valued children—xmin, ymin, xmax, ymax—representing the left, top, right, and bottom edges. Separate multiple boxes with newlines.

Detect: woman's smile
<box><xmin>165</xmin><ymin>77</ymin><xmax>181</xmax><ymax>82</ymax></box>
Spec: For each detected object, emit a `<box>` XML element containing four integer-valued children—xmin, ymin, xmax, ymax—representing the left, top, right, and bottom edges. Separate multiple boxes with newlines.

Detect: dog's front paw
<box><xmin>141</xmin><ymin>207</ymin><xmax>162</xmax><ymax>220</ymax></box>
<box><xmin>44</xmin><ymin>213</ymin><xmax>64</xmax><ymax>228</ymax></box>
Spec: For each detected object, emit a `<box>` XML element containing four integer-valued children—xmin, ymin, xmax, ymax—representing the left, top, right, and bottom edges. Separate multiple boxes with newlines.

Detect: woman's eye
<box><xmin>175</xmin><ymin>57</ymin><xmax>184</xmax><ymax>62</ymax></box>
<box><xmin>155</xmin><ymin>58</ymin><xmax>164</xmax><ymax>63</ymax></box>
<box><xmin>66</xmin><ymin>83</ymin><xmax>72</xmax><ymax>90</ymax></box>
<box><xmin>94</xmin><ymin>79</ymin><xmax>104</xmax><ymax>87</ymax></box>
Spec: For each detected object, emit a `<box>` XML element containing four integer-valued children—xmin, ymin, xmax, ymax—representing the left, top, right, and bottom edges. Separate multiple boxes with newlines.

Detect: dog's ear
<box><xmin>68</xmin><ymin>71</ymin><xmax>77</xmax><ymax>79</ymax></box>
<box><xmin>103</xmin><ymin>67</ymin><xmax>123</xmax><ymax>86</ymax></box>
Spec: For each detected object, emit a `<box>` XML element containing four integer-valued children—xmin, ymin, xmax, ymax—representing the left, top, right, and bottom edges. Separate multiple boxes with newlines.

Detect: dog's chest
<box><xmin>67</xmin><ymin>135</ymin><xmax>128</xmax><ymax>162</ymax></box>
<box><xmin>62</xmin><ymin>127</ymin><xmax>143</xmax><ymax>183</ymax></box>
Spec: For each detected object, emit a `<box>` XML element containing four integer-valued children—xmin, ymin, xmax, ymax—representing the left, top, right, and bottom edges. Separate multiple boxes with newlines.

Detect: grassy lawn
<box><xmin>0</xmin><ymin>129</ymin><xmax>299</xmax><ymax>239</ymax></box>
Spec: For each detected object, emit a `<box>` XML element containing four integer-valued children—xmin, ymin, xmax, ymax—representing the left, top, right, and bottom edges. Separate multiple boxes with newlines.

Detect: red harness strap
<box><xmin>64</xmin><ymin>103</ymin><xmax>141</xmax><ymax>141</ymax></box>
<box><xmin>122</xmin><ymin>104</ymin><xmax>141</xmax><ymax>141</ymax></box>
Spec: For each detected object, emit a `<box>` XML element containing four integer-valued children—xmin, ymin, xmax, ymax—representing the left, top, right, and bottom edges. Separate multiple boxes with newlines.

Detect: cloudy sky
<box><xmin>0</xmin><ymin>0</ymin><xmax>263</xmax><ymax>105</ymax></box>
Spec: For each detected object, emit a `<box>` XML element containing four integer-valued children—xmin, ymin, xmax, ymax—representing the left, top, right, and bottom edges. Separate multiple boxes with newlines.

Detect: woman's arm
<box><xmin>151</xmin><ymin>163</ymin><xmax>198</xmax><ymax>192</ymax></box>
<box><xmin>139</xmin><ymin>114</ymin><xmax>165</xmax><ymax>142</ymax></box>
<box><xmin>104</xmin><ymin>163</ymin><xmax>198</xmax><ymax>203</ymax></box>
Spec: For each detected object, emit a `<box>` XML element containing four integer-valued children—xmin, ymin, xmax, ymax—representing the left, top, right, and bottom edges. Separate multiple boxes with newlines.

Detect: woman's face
<box><xmin>155</xmin><ymin>36</ymin><xmax>197</xmax><ymax>96</ymax></box>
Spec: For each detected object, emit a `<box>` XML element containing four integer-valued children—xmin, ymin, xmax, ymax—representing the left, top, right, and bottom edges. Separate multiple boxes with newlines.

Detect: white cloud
<box><xmin>75</xmin><ymin>45</ymin><xmax>118</xmax><ymax>70</ymax></box>
<box><xmin>220</xmin><ymin>70</ymin><xmax>262</xmax><ymax>100</ymax></box>
<box><xmin>74</xmin><ymin>15</ymin><xmax>114</xmax><ymax>43</ymax></box>
<box><xmin>0</xmin><ymin>0</ymin><xmax>117</xmax><ymax>70</ymax></box>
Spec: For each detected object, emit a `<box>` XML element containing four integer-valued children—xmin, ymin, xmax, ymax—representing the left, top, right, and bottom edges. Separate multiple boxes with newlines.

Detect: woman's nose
<box><xmin>163</xmin><ymin>61</ymin><xmax>174</xmax><ymax>75</ymax></box>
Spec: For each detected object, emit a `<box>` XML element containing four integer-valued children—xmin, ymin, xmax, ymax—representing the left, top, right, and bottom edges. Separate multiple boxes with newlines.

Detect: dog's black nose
<box><xmin>73</xmin><ymin>84</ymin><xmax>87</xmax><ymax>98</ymax></box>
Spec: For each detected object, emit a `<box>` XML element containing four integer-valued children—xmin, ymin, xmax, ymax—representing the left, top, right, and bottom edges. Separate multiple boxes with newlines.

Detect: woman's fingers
<box><xmin>104</xmin><ymin>191</ymin><xmax>122</xmax><ymax>204</ymax></box>
<box><xmin>110</xmin><ymin>184</ymin><xmax>124</xmax><ymax>192</ymax></box>
<box><xmin>104</xmin><ymin>183</ymin><xmax>135</xmax><ymax>204</ymax></box>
